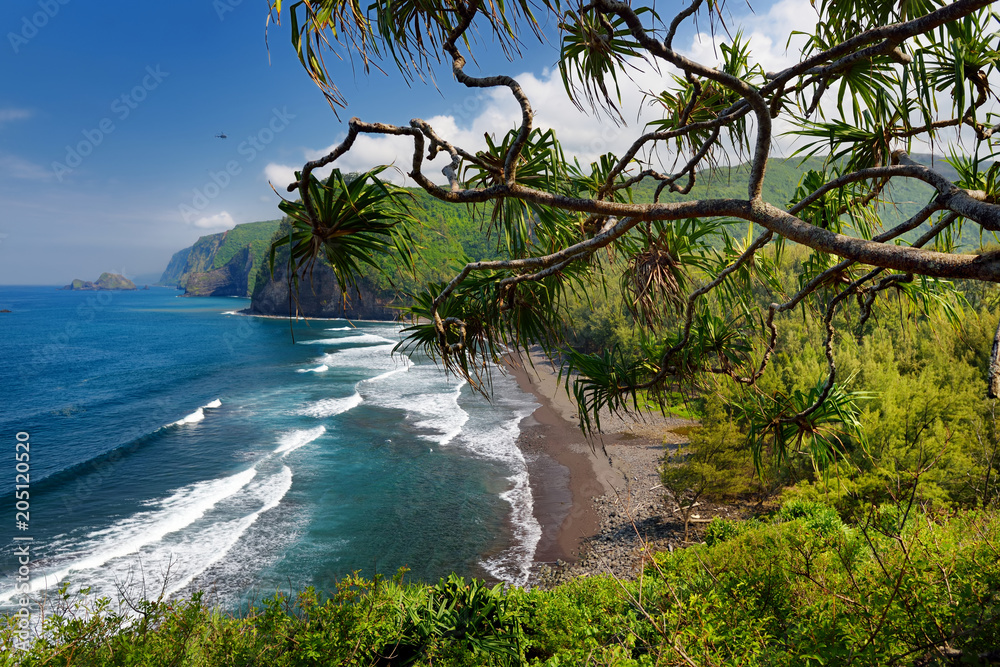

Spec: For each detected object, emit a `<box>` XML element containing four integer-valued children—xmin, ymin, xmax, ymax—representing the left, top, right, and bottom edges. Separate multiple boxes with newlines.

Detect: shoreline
<box><xmin>506</xmin><ymin>358</ymin><xmax>609</xmax><ymax>567</ymax></box>
<box><xmin>508</xmin><ymin>351</ymin><xmax>703</xmax><ymax>584</ymax></box>
<box><xmin>232</xmin><ymin>308</ymin><xmax>400</xmax><ymax>324</ymax></box>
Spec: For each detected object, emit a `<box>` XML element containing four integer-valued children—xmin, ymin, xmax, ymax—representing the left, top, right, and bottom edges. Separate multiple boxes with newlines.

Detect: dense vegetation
<box><xmin>209</xmin><ymin>220</ymin><xmax>284</xmax><ymax>272</ymax></box>
<box><xmin>13</xmin><ymin>0</ymin><xmax>1000</xmax><ymax>657</ymax></box>
<box><xmin>256</xmin><ymin>155</ymin><xmax>964</xmax><ymax>316</ymax></box>
<box><xmin>158</xmin><ymin>219</ymin><xmax>281</xmax><ymax>293</ymax></box>
<box><xmin>9</xmin><ymin>223</ymin><xmax>1000</xmax><ymax>665</ymax></box>
<box><xmin>253</xmin><ymin>178</ymin><xmax>513</xmax><ymax>306</ymax></box>
<box><xmin>5</xmin><ymin>506</ymin><xmax>998</xmax><ymax>665</ymax></box>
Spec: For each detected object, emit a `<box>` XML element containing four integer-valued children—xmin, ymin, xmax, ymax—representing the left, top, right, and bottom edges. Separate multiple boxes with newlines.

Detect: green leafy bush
<box><xmin>7</xmin><ymin>508</ymin><xmax>997</xmax><ymax>665</ymax></box>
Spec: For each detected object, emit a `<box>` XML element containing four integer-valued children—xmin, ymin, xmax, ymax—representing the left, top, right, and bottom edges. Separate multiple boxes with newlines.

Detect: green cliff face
<box><xmin>158</xmin><ymin>219</ymin><xmax>281</xmax><ymax>296</ymax></box>
<box><xmin>182</xmin><ymin>246</ymin><xmax>259</xmax><ymax>297</ymax></box>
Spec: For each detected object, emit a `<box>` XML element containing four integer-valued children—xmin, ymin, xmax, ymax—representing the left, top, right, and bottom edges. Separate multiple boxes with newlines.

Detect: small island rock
<box><xmin>62</xmin><ymin>273</ymin><xmax>138</xmax><ymax>291</ymax></box>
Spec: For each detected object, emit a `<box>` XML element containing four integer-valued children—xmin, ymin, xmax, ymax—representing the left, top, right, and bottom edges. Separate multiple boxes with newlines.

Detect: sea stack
<box><xmin>62</xmin><ymin>272</ymin><xmax>138</xmax><ymax>291</ymax></box>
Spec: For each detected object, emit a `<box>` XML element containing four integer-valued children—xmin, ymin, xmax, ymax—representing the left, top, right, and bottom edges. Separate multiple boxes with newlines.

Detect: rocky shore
<box><xmin>509</xmin><ymin>351</ymin><xmax>747</xmax><ymax>588</ymax></box>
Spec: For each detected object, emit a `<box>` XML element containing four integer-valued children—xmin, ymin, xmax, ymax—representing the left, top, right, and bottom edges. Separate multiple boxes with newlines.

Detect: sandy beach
<box><xmin>506</xmin><ymin>351</ymin><xmax>705</xmax><ymax>585</ymax></box>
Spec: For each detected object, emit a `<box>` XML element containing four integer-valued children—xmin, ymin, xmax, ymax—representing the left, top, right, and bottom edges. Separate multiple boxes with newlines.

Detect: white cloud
<box><xmin>191</xmin><ymin>211</ymin><xmax>236</xmax><ymax>230</ymax></box>
<box><xmin>0</xmin><ymin>152</ymin><xmax>50</xmax><ymax>180</ymax></box>
<box><xmin>267</xmin><ymin>61</ymin><xmax>679</xmax><ymax>188</ymax></box>
<box><xmin>0</xmin><ymin>108</ymin><xmax>32</xmax><ymax>126</ymax></box>
<box><xmin>264</xmin><ymin>162</ymin><xmax>298</xmax><ymax>192</ymax></box>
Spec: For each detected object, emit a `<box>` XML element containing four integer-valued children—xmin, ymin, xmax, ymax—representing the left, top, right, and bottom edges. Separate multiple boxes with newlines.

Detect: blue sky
<box><xmin>0</xmin><ymin>0</ymin><xmax>806</xmax><ymax>285</ymax></box>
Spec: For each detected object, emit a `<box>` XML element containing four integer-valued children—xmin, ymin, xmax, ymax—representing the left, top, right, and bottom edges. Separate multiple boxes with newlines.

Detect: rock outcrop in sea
<box><xmin>62</xmin><ymin>273</ymin><xmax>137</xmax><ymax>291</ymax></box>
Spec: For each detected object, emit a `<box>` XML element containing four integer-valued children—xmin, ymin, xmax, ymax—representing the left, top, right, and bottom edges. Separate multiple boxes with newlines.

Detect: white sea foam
<box><xmin>318</xmin><ymin>343</ymin><xmax>408</xmax><ymax>371</ymax></box>
<box><xmin>274</xmin><ymin>425</ymin><xmax>327</xmax><ymax>457</ymax></box>
<box><xmin>297</xmin><ymin>333</ymin><xmax>395</xmax><ymax>346</ymax></box>
<box><xmin>0</xmin><ymin>465</ymin><xmax>294</xmax><ymax>616</ymax></box>
<box><xmin>168</xmin><ymin>407</ymin><xmax>205</xmax><ymax>427</ymax></box>
<box><xmin>301</xmin><ymin>393</ymin><xmax>363</xmax><ymax>418</ymax></box>
<box><xmin>475</xmin><ymin>412</ymin><xmax>542</xmax><ymax>587</ymax></box>
<box><xmin>161</xmin><ymin>465</ymin><xmax>293</xmax><ymax>598</ymax></box>
<box><xmin>203</xmin><ymin>399</ymin><xmax>222</xmax><ymax>409</ymax></box>
<box><xmin>296</xmin><ymin>365</ymin><xmax>329</xmax><ymax>373</ymax></box>
<box><xmin>0</xmin><ymin>467</ymin><xmax>258</xmax><ymax>602</ymax></box>
<box><xmin>299</xmin><ymin>357</ymin><xmax>414</xmax><ymax>419</ymax></box>
<box><xmin>361</xmin><ymin>366</ymin><xmax>469</xmax><ymax>445</ymax></box>
<box><xmin>363</xmin><ymin>367</ymin><xmax>411</xmax><ymax>383</ymax></box>
<box><xmin>325</xmin><ymin>326</ymin><xmax>354</xmax><ymax>331</ymax></box>
<box><xmin>480</xmin><ymin>467</ymin><xmax>542</xmax><ymax>587</ymax></box>
<box><xmin>458</xmin><ymin>372</ymin><xmax>542</xmax><ymax>587</ymax></box>
<box><xmin>409</xmin><ymin>384</ymin><xmax>469</xmax><ymax>445</ymax></box>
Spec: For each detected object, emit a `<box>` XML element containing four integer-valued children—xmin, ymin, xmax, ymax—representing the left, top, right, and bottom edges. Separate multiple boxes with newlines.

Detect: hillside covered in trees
<box><xmin>157</xmin><ymin>219</ymin><xmax>281</xmax><ymax>296</ymax></box>
<box><xmin>244</xmin><ymin>154</ymin><xmax>974</xmax><ymax>318</ymax></box>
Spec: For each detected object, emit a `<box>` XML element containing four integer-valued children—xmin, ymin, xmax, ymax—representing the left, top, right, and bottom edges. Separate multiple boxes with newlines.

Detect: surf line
<box><xmin>166</xmin><ymin>398</ymin><xmax>222</xmax><ymax>428</ymax></box>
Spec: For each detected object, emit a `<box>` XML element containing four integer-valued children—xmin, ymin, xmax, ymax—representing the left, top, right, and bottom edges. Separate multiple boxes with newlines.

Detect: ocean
<box><xmin>0</xmin><ymin>286</ymin><xmax>540</xmax><ymax>611</ymax></box>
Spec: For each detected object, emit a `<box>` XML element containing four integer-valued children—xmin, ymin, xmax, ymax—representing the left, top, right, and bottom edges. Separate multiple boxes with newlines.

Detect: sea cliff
<box><xmin>158</xmin><ymin>219</ymin><xmax>280</xmax><ymax>296</ymax></box>
<box><xmin>245</xmin><ymin>259</ymin><xmax>398</xmax><ymax>320</ymax></box>
<box><xmin>182</xmin><ymin>246</ymin><xmax>258</xmax><ymax>297</ymax></box>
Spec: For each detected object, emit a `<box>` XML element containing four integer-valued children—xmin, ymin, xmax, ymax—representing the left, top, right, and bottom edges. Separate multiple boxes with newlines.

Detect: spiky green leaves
<box><xmin>394</xmin><ymin>574</ymin><xmax>523</xmax><ymax>665</ymax></box>
<box><xmin>268</xmin><ymin>0</ymin><xmax>1000</xmax><ymax>482</ymax></box>
<box><xmin>810</xmin><ymin>0</ymin><xmax>942</xmax><ymax>37</ymax></box>
<box><xmin>464</xmin><ymin>129</ymin><xmax>571</xmax><ymax>258</ymax></box>
<box><xmin>271</xmin><ymin>167</ymin><xmax>416</xmax><ymax>299</ymax></box>
<box><xmin>272</xmin><ymin>0</ymin><xmax>556</xmax><ymax>111</ymax></box>
<box><xmin>645</xmin><ymin>33</ymin><xmax>762</xmax><ymax>160</ymax></box>
<box><xmin>557</xmin><ymin>6</ymin><xmax>652</xmax><ymax>121</ymax></box>
<box><xmin>732</xmin><ymin>379</ymin><xmax>870</xmax><ymax>472</ymax></box>
<box><xmin>791</xmin><ymin>5</ymin><xmax>1000</xmax><ymax>172</ymax></box>
<box><xmin>917</xmin><ymin>10</ymin><xmax>1000</xmax><ymax>118</ymax></box>
<box><xmin>620</xmin><ymin>219</ymin><xmax>717</xmax><ymax>327</ymax></box>
<box><xmin>399</xmin><ymin>265</ymin><xmax>570</xmax><ymax>393</ymax></box>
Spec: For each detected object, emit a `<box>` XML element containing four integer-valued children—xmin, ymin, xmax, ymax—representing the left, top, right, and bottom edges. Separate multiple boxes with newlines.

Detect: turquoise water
<box><xmin>0</xmin><ymin>287</ymin><xmax>539</xmax><ymax>609</ymax></box>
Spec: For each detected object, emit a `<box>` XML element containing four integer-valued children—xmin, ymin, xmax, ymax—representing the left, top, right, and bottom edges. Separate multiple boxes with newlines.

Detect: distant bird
<box><xmin>215</xmin><ymin>132</ymin><xmax>227</xmax><ymax>139</ymax></box>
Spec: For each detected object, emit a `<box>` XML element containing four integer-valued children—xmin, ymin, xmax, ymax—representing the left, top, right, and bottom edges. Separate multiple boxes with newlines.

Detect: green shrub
<box><xmin>775</xmin><ymin>498</ymin><xmax>844</xmax><ymax>534</ymax></box>
<box><xmin>703</xmin><ymin>516</ymin><xmax>763</xmax><ymax>545</ymax></box>
<box><xmin>5</xmin><ymin>510</ymin><xmax>1000</xmax><ymax>666</ymax></box>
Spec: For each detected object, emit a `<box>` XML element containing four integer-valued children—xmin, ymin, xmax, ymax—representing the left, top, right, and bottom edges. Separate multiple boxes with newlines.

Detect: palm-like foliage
<box><xmin>272</xmin><ymin>167</ymin><xmax>416</xmax><ymax>298</ymax></box>
<box><xmin>620</xmin><ymin>218</ymin><xmax>717</xmax><ymax>326</ymax></box>
<box><xmin>269</xmin><ymin>0</ymin><xmax>1000</xmax><ymax>469</ymax></box>
<box><xmin>733</xmin><ymin>379</ymin><xmax>870</xmax><ymax>472</ymax></box>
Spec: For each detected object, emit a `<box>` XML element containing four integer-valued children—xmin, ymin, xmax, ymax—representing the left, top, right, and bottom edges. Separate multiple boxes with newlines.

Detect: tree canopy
<box><xmin>267</xmin><ymin>0</ymin><xmax>1000</xmax><ymax>463</ymax></box>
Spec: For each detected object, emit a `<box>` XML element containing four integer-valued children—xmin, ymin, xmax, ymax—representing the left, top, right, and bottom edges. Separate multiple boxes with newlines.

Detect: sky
<box><xmin>0</xmin><ymin>0</ymin><xmax>816</xmax><ymax>285</ymax></box>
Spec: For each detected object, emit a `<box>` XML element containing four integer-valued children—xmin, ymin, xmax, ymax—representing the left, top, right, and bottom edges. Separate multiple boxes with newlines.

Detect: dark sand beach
<box><xmin>507</xmin><ymin>352</ymin><xmax>703</xmax><ymax>585</ymax></box>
